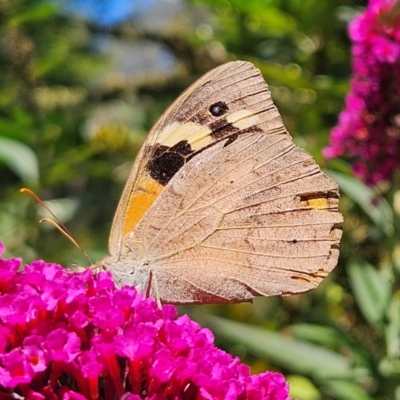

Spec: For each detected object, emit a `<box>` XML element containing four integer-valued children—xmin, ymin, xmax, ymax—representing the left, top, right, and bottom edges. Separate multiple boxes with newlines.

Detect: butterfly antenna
<box><xmin>21</xmin><ymin>188</ymin><xmax>93</xmax><ymax>264</ymax></box>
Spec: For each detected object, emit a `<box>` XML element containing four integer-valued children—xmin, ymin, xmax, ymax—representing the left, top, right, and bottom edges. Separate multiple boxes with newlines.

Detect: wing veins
<box><xmin>177</xmin><ymin>135</ymin><xmax>290</xmax><ymax>214</ymax></box>
<box><xmin>199</xmin><ymin>244</ymin><xmax>330</xmax><ymax>259</ymax></box>
<box><xmin>156</xmin><ymin>257</ymin><xmax>325</xmax><ymax>277</ymax></box>
<box><xmin>190</xmin><ymin>157</ymin><xmax>319</xmax><ymax>212</ymax></box>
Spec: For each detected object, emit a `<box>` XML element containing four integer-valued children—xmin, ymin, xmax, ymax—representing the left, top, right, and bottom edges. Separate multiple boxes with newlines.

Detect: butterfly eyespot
<box><xmin>209</xmin><ymin>101</ymin><xmax>229</xmax><ymax>117</ymax></box>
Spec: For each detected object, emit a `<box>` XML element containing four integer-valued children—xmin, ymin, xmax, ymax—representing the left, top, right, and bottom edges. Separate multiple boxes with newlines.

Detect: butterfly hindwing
<box><xmin>113</xmin><ymin>133</ymin><xmax>342</xmax><ymax>304</ymax></box>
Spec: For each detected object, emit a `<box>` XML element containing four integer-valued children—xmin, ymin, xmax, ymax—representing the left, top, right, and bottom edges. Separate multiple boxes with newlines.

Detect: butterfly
<box><xmin>100</xmin><ymin>60</ymin><xmax>343</xmax><ymax>305</ymax></box>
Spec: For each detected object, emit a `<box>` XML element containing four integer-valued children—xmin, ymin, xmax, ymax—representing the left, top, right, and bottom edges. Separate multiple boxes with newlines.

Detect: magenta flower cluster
<box><xmin>0</xmin><ymin>243</ymin><xmax>291</xmax><ymax>400</ymax></box>
<box><xmin>324</xmin><ymin>0</ymin><xmax>400</xmax><ymax>185</ymax></box>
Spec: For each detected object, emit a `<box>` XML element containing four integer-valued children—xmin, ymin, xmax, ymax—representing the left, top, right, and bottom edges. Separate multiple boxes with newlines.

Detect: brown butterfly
<box><xmin>99</xmin><ymin>60</ymin><xmax>343</xmax><ymax>304</ymax></box>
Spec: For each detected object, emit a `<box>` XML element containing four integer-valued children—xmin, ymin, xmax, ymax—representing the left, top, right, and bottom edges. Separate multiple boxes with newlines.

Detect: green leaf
<box><xmin>385</xmin><ymin>296</ymin><xmax>400</xmax><ymax>359</ymax></box>
<box><xmin>39</xmin><ymin>197</ymin><xmax>79</xmax><ymax>225</ymax></box>
<box><xmin>348</xmin><ymin>261</ymin><xmax>391</xmax><ymax>325</ymax></box>
<box><xmin>206</xmin><ymin>316</ymin><xmax>356</xmax><ymax>380</ymax></box>
<box><xmin>324</xmin><ymin>379</ymin><xmax>375</xmax><ymax>400</ymax></box>
<box><xmin>290</xmin><ymin>323</ymin><xmax>369</xmax><ymax>354</ymax></box>
<box><xmin>0</xmin><ymin>107</ymin><xmax>34</xmax><ymax>140</ymax></box>
<box><xmin>290</xmin><ymin>323</ymin><xmax>375</xmax><ymax>372</ymax></box>
<box><xmin>326</xmin><ymin>170</ymin><xmax>393</xmax><ymax>236</ymax></box>
<box><xmin>287</xmin><ymin>375</ymin><xmax>320</xmax><ymax>400</ymax></box>
<box><xmin>291</xmin><ymin>324</ymin><xmax>349</xmax><ymax>348</ymax></box>
<box><xmin>0</xmin><ymin>137</ymin><xmax>39</xmax><ymax>183</ymax></box>
<box><xmin>8</xmin><ymin>2</ymin><xmax>58</xmax><ymax>26</ymax></box>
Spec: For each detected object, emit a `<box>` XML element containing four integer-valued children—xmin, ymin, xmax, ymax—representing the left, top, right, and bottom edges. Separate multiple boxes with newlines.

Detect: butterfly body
<box><xmin>101</xmin><ymin>61</ymin><xmax>343</xmax><ymax>305</ymax></box>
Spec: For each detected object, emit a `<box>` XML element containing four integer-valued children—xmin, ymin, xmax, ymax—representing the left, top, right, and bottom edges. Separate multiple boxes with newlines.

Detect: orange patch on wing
<box><xmin>122</xmin><ymin>177</ymin><xmax>163</xmax><ymax>236</ymax></box>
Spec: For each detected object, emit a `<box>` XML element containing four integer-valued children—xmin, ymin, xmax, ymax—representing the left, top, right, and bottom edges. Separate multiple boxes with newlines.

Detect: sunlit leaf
<box><xmin>206</xmin><ymin>316</ymin><xmax>358</xmax><ymax>380</ymax></box>
<box><xmin>287</xmin><ymin>375</ymin><xmax>320</xmax><ymax>400</ymax></box>
<box><xmin>0</xmin><ymin>137</ymin><xmax>39</xmax><ymax>183</ymax></box>
<box><xmin>39</xmin><ymin>197</ymin><xmax>79</xmax><ymax>226</ymax></box>
<box><xmin>324</xmin><ymin>379</ymin><xmax>375</xmax><ymax>400</ymax></box>
<box><xmin>290</xmin><ymin>322</ymin><xmax>375</xmax><ymax>374</ymax></box>
<box><xmin>290</xmin><ymin>324</ymin><xmax>341</xmax><ymax>347</ymax></box>
<box><xmin>385</xmin><ymin>296</ymin><xmax>400</xmax><ymax>359</ymax></box>
<box><xmin>8</xmin><ymin>3</ymin><xmax>58</xmax><ymax>26</ymax></box>
<box><xmin>348</xmin><ymin>261</ymin><xmax>391</xmax><ymax>325</ymax></box>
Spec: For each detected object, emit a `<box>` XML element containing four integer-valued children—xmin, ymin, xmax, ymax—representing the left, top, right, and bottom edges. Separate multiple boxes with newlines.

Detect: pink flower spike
<box><xmin>26</xmin><ymin>389</ymin><xmax>45</xmax><ymax>399</ymax></box>
<box><xmin>246</xmin><ymin>372</ymin><xmax>291</xmax><ymax>400</ymax></box>
<box><xmin>22</xmin><ymin>335</ymin><xmax>49</xmax><ymax>373</ymax></box>
<box><xmin>325</xmin><ymin>0</ymin><xmax>400</xmax><ymax>185</ymax></box>
<box><xmin>92</xmin><ymin>269</ymin><xmax>115</xmax><ymax>291</ymax></box>
<box><xmin>127</xmin><ymin>359</ymin><xmax>142</xmax><ymax>396</ymax></box>
<box><xmin>77</xmin><ymin>350</ymin><xmax>102</xmax><ymax>379</ymax></box>
<box><xmin>90</xmin><ymin>296</ymin><xmax>124</xmax><ymax>333</ymax></box>
<box><xmin>70</xmin><ymin>310</ymin><xmax>90</xmax><ymax>330</ymax></box>
<box><xmin>113</xmin><ymin>286</ymin><xmax>141</xmax><ymax>319</ymax></box>
<box><xmin>121</xmin><ymin>394</ymin><xmax>142</xmax><ymax>400</ymax></box>
<box><xmin>45</xmin><ymin>329</ymin><xmax>80</xmax><ymax>363</ymax></box>
<box><xmin>94</xmin><ymin>341</ymin><xmax>124</xmax><ymax>397</ymax></box>
<box><xmin>59</xmin><ymin>389</ymin><xmax>87</xmax><ymax>400</ymax></box>
<box><xmin>76</xmin><ymin>351</ymin><xmax>102</xmax><ymax>400</ymax></box>
<box><xmin>0</xmin><ymin>254</ymin><xmax>21</xmax><ymax>293</ymax></box>
<box><xmin>0</xmin><ymin>349</ymin><xmax>35</xmax><ymax>388</ymax></box>
<box><xmin>0</xmin><ymin>243</ymin><xmax>291</xmax><ymax>399</ymax></box>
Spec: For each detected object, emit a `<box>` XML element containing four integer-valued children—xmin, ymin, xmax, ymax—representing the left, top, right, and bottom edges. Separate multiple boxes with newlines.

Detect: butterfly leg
<box><xmin>146</xmin><ymin>269</ymin><xmax>162</xmax><ymax>308</ymax></box>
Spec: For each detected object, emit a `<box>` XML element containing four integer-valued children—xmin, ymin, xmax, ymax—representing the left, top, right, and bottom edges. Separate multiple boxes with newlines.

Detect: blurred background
<box><xmin>2</xmin><ymin>1</ymin><xmax>399</xmax><ymax>399</ymax></box>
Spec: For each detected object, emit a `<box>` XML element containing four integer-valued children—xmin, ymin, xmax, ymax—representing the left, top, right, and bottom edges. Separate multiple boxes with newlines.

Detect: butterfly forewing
<box><xmin>108</xmin><ymin>61</ymin><xmax>283</xmax><ymax>254</ymax></box>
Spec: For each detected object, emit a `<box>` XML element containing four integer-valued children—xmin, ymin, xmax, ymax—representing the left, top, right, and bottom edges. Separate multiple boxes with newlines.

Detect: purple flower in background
<box><xmin>0</xmin><ymin>243</ymin><xmax>291</xmax><ymax>399</ymax></box>
<box><xmin>324</xmin><ymin>0</ymin><xmax>400</xmax><ymax>185</ymax></box>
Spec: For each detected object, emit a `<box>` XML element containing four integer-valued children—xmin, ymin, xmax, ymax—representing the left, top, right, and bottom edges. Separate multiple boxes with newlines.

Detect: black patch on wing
<box><xmin>209</xmin><ymin>118</ymin><xmax>239</xmax><ymax>139</ymax></box>
<box><xmin>146</xmin><ymin>118</ymin><xmax>263</xmax><ymax>186</ymax></box>
<box><xmin>210</xmin><ymin>118</ymin><xmax>263</xmax><ymax>145</ymax></box>
<box><xmin>146</xmin><ymin>140</ymin><xmax>193</xmax><ymax>186</ymax></box>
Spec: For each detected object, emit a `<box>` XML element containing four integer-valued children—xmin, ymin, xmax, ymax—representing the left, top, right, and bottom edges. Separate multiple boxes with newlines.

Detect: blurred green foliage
<box><xmin>1</xmin><ymin>0</ymin><xmax>400</xmax><ymax>399</ymax></box>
